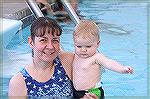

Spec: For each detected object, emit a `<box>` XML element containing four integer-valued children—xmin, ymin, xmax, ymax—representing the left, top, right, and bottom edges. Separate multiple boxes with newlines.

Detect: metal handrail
<box><xmin>26</xmin><ymin>0</ymin><xmax>44</xmax><ymax>18</ymax></box>
<box><xmin>61</xmin><ymin>0</ymin><xmax>80</xmax><ymax>25</ymax></box>
<box><xmin>25</xmin><ymin>0</ymin><xmax>80</xmax><ymax>25</ymax></box>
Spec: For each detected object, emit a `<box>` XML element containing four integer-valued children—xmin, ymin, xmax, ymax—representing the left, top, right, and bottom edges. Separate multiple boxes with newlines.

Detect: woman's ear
<box><xmin>28</xmin><ymin>36</ymin><xmax>34</xmax><ymax>49</ymax></box>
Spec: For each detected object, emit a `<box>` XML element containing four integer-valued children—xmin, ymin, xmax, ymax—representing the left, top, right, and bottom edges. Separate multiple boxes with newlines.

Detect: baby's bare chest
<box><xmin>73</xmin><ymin>58</ymin><xmax>100</xmax><ymax>71</ymax></box>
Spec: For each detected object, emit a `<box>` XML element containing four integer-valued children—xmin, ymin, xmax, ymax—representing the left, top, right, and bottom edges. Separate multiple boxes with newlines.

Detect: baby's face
<box><xmin>74</xmin><ymin>37</ymin><xmax>99</xmax><ymax>58</ymax></box>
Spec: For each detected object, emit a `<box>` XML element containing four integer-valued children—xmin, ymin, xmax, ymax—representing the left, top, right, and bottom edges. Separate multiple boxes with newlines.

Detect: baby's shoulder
<box><xmin>93</xmin><ymin>52</ymin><xmax>104</xmax><ymax>58</ymax></box>
<box><xmin>93</xmin><ymin>52</ymin><xmax>108</xmax><ymax>63</ymax></box>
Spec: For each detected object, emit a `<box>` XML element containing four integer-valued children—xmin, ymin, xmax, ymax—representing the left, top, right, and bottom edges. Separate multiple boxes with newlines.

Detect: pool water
<box><xmin>2</xmin><ymin>1</ymin><xmax>148</xmax><ymax>97</ymax></box>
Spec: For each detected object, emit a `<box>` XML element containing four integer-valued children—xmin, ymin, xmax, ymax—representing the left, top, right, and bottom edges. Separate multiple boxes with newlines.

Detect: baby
<box><xmin>72</xmin><ymin>20</ymin><xmax>133</xmax><ymax>99</ymax></box>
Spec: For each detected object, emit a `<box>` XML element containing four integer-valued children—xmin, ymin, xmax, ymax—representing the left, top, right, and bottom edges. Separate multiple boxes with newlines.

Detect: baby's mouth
<box><xmin>80</xmin><ymin>54</ymin><xmax>88</xmax><ymax>57</ymax></box>
<box><xmin>80</xmin><ymin>53</ymin><xmax>87</xmax><ymax>56</ymax></box>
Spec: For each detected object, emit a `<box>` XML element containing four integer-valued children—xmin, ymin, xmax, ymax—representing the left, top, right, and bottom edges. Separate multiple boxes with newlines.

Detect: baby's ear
<box><xmin>97</xmin><ymin>40</ymin><xmax>100</xmax><ymax>46</ymax></box>
<box><xmin>28</xmin><ymin>36</ymin><xmax>34</xmax><ymax>49</ymax></box>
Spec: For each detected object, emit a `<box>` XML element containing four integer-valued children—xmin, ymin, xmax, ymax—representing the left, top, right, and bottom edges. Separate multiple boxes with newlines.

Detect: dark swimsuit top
<box><xmin>20</xmin><ymin>56</ymin><xmax>73</xmax><ymax>98</ymax></box>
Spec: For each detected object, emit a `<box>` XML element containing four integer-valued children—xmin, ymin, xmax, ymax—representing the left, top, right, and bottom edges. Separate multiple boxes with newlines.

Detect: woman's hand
<box><xmin>81</xmin><ymin>93</ymin><xmax>98</xmax><ymax>99</ymax></box>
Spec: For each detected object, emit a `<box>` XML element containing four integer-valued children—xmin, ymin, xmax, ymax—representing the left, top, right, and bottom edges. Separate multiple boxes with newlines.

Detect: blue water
<box><xmin>2</xmin><ymin>1</ymin><xmax>148</xmax><ymax>97</ymax></box>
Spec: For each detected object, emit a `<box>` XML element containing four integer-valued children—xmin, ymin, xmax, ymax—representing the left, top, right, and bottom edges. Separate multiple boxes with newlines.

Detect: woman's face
<box><xmin>29</xmin><ymin>27</ymin><xmax>60</xmax><ymax>63</ymax></box>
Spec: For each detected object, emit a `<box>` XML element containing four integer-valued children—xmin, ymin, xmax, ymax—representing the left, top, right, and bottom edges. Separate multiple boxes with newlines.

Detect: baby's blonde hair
<box><xmin>73</xmin><ymin>20</ymin><xmax>100</xmax><ymax>41</ymax></box>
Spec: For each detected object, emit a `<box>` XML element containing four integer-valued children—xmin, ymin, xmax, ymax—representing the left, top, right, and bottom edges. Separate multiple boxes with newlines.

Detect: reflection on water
<box><xmin>2</xmin><ymin>1</ymin><xmax>147</xmax><ymax>97</ymax></box>
<box><xmin>96</xmin><ymin>21</ymin><xmax>132</xmax><ymax>35</ymax></box>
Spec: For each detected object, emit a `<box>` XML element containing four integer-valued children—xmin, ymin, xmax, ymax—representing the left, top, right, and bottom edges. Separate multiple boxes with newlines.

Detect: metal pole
<box><xmin>61</xmin><ymin>0</ymin><xmax>80</xmax><ymax>25</ymax></box>
<box><xmin>26</xmin><ymin>0</ymin><xmax>44</xmax><ymax>18</ymax></box>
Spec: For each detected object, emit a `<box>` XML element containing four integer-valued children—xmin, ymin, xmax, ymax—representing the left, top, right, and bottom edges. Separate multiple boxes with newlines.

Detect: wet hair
<box><xmin>73</xmin><ymin>20</ymin><xmax>100</xmax><ymax>41</ymax></box>
<box><xmin>31</xmin><ymin>17</ymin><xmax>62</xmax><ymax>41</ymax></box>
<box><xmin>51</xmin><ymin>0</ymin><xmax>64</xmax><ymax>12</ymax></box>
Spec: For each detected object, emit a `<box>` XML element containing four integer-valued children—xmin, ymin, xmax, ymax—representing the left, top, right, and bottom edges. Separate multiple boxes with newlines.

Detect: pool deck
<box><xmin>2</xmin><ymin>0</ymin><xmax>29</xmax><ymax>19</ymax></box>
<box><xmin>2</xmin><ymin>0</ymin><xmax>35</xmax><ymax>28</ymax></box>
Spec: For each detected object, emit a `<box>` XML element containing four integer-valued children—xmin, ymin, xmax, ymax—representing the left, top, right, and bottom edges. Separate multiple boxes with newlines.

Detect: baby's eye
<box><xmin>86</xmin><ymin>46</ymin><xmax>91</xmax><ymax>48</ymax></box>
<box><xmin>77</xmin><ymin>46</ymin><xmax>82</xmax><ymax>48</ymax></box>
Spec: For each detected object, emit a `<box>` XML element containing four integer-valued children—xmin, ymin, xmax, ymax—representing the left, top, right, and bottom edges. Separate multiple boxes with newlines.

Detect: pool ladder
<box><xmin>25</xmin><ymin>0</ymin><xmax>80</xmax><ymax>25</ymax></box>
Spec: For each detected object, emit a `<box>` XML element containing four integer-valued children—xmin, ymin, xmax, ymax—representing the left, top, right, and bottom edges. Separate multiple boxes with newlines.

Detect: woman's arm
<box><xmin>59</xmin><ymin>51</ymin><xmax>75</xmax><ymax>80</ymax></box>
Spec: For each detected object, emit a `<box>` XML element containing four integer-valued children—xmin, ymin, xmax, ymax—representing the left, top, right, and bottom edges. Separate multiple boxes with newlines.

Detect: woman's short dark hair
<box><xmin>31</xmin><ymin>17</ymin><xmax>62</xmax><ymax>41</ymax></box>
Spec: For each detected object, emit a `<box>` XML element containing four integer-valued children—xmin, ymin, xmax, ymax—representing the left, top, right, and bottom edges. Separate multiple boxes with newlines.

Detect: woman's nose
<box><xmin>46</xmin><ymin>41</ymin><xmax>54</xmax><ymax>49</ymax></box>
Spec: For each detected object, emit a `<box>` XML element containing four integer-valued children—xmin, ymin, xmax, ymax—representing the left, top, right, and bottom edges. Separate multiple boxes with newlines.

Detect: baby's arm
<box><xmin>95</xmin><ymin>53</ymin><xmax>133</xmax><ymax>74</ymax></box>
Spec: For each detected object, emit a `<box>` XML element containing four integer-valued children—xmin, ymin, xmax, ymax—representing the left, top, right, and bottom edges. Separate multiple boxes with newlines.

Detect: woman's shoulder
<box><xmin>59</xmin><ymin>51</ymin><xmax>75</xmax><ymax>60</ymax></box>
<box><xmin>9</xmin><ymin>72</ymin><xmax>25</xmax><ymax>86</ymax></box>
<box><xmin>59</xmin><ymin>51</ymin><xmax>75</xmax><ymax>66</ymax></box>
<box><xmin>8</xmin><ymin>72</ymin><xmax>27</xmax><ymax>96</ymax></box>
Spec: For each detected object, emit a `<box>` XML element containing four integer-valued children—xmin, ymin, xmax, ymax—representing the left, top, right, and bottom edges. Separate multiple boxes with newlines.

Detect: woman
<box><xmin>8</xmin><ymin>17</ymin><xmax>97</xmax><ymax>99</ymax></box>
<box><xmin>36</xmin><ymin>0</ymin><xmax>78</xmax><ymax>21</ymax></box>
<box><xmin>36</xmin><ymin>0</ymin><xmax>78</xmax><ymax>12</ymax></box>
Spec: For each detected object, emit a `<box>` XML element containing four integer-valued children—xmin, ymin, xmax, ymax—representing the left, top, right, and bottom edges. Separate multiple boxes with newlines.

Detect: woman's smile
<box><xmin>43</xmin><ymin>49</ymin><xmax>55</xmax><ymax>55</ymax></box>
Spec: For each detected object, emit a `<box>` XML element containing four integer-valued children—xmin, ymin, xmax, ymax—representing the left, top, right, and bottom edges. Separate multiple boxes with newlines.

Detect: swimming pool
<box><xmin>2</xmin><ymin>1</ymin><xmax>148</xmax><ymax>98</ymax></box>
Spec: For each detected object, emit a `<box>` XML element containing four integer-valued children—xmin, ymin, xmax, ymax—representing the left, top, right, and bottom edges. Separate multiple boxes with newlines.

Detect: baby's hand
<box><xmin>124</xmin><ymin>66</ymin><xmax>133</xmax><ymax>74</ymax></box>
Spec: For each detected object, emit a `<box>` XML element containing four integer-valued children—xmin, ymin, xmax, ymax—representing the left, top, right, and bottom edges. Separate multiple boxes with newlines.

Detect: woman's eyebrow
<box><xmin>39</xmin><ymin>37</ymin><xmax>47</xmax><ymax>39</ymax></box>
<box><xmin>53</xmin><ymin>37</ymin><xmax>59</xmax><ymax>40</ymax></box>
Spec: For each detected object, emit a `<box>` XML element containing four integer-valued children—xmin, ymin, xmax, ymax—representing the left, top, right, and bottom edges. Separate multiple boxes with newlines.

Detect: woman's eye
<box><xmin>53</xmin><ymin>40</ymin><xmax>59</xmax><ymax>43</ymax></box>
<box><xmin>40</xmin><ymin>39</ymin><xmax>47</xmax><ymax>42</ymax></box>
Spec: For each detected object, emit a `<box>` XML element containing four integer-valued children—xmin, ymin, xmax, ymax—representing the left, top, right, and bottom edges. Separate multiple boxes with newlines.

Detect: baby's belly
<box><xmin>73</xmin><ymin>73</ymin><xmax>99</xmax><ymax>90</ymax></box>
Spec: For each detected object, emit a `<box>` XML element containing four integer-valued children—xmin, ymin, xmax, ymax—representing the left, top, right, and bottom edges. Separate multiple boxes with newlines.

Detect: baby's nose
<box><xmin>81</xmin><ymin>47</ymin><xmax>87</xmax><ymax>52</ymax></box>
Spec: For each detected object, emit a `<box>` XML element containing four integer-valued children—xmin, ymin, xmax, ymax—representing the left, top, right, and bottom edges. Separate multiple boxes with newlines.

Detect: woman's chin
<box><xmin>43</xmin><ymin>54</ymin><xmax>57</xmax><ymax>61</ymax></box>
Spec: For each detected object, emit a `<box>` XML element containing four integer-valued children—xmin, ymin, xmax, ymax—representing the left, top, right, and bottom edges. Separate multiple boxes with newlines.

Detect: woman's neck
<box><xmin>28</xmin><ymin>60</ymin><xmax>55</xmax><ymax>82</ymax></box>
<box><xmin>32</xmin><ymin>59</ymin><xmax>54</xmax><ymax>70</ymax></box>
